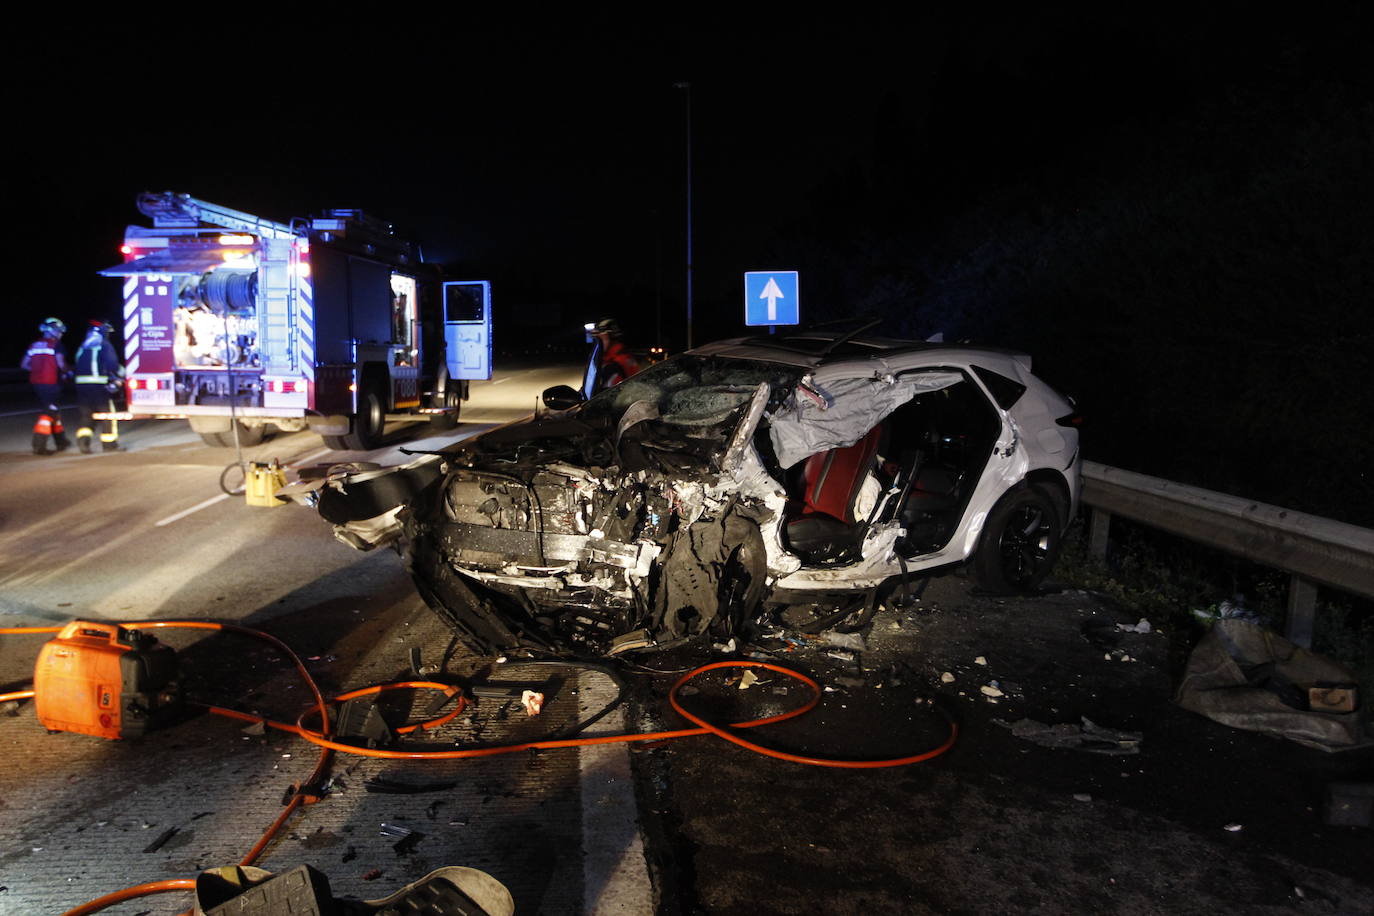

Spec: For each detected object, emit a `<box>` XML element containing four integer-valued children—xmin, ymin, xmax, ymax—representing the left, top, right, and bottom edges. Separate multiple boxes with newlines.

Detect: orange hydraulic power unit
<box><xmin>33</xmin><ymin>621</ymin><xmax>179</xmax><ymax>739</ymax></box>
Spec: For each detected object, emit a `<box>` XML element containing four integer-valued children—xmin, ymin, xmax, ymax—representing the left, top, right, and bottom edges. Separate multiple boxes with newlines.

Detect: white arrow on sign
<box><xmin>759</xmin><ymin>276</ymin><xmax>785</xmax><ymax>321</ymax></box>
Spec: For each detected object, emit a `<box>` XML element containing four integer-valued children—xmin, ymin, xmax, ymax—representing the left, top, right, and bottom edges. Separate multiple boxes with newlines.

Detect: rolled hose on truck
<box><xmin>0</xmin><ymin>619</ymin><xmax>958</xmax><ymax>915</ymax></box>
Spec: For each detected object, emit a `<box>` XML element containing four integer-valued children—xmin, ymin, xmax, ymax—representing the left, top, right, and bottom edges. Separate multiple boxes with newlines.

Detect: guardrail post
<box><xmin>1285</xmin><ymin>576</ymin><xmax>1317</xmax><ymax>649</ymax></box>
<box><xmin>1089</xmin><ymin>507</ymin><xmax>1112</xmax><ymax>560</ymax></box>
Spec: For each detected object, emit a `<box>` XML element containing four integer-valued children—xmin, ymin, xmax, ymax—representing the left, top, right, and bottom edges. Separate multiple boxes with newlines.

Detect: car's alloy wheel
<box><xmin>972</xmin><ymin>484</ymin><xmax>1062</xmax><ymax>594</ymax></box>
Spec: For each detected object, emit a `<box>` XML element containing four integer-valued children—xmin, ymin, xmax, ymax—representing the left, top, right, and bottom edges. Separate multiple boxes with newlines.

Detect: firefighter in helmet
<box><xmin>74</xmin><ymin>320</ymin><xmax>126</xmax><ymax>452</ymax></box>
<box><xmin>590</xmin><ymin>318</ymin><xmax>642</xmax><ymax>392</ymax></box>
<box><xmin>20</xmin><ymin>317</ymin><xmax>71</xmax><ymax>455</ymax></box>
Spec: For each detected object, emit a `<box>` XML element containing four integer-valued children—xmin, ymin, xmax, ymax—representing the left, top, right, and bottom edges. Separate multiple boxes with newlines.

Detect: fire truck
<box><xmin>98</xmin><ymin>191</ymin><xmax>492</xmax><ymax>449</ymax></box>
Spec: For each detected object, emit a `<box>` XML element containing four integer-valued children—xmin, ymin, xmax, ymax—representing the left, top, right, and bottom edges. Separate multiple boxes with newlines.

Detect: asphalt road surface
<box><xmin>2</xmin><ymin>362</ymin><xmax>1372</xmax><ymax>915</ymax></box>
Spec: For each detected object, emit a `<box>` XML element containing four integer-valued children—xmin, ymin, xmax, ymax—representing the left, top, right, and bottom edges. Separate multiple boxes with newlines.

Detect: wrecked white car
<box><xmin>303</xmin><ymin>333</ymin><xmax>1082</xmax><ymax>657</ymax></box>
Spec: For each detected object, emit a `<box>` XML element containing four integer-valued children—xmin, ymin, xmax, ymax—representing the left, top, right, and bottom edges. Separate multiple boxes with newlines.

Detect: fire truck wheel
<box><xmin>229</xmin><ymin>422</ymin><xmax>266</xmax><ymax>447</ymax></box>
<box><xmin>429</xmin><ymin>386</ymin><xmax>462</xmax><ymax>431</ymax></box>
<box><xmin>198</xmin><ymin>422</ymin><xmax>266</xmax><ymax>448</ymax></box>
<box><xmin>341</xmin><ymin>383</ymin><xmax>386</xmax><ymax>450</ymax></box>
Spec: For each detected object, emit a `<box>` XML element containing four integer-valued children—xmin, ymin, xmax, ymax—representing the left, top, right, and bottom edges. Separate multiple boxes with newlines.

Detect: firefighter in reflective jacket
<box><xmin>20</xmin><ymin>317</ymin><xmax>71</xmax><ymax>455</ymax></box>
<box><xmin>74</xmin><ymin>320</ymin><xmax>125</xmax><ymax>452</ymax></box>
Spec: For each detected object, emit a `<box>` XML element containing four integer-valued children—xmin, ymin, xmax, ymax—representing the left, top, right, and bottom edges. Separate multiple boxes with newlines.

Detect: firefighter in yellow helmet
<box><xmin>73</xmin><ymin>320</ymin><xmax>126</xmax><ymax>452</ymax></box>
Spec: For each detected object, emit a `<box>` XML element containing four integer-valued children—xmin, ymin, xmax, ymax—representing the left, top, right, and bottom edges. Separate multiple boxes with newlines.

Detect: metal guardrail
<box><xmin>1079</xmin><ymin>460</ymin><xmax>1374</xmax><ymax>648</ymax></box>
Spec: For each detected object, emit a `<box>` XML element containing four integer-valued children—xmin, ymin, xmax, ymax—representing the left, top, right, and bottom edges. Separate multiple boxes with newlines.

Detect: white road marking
<box><xmin>490</xmin><ymin>376</ymin><xmax>513</xmax><ymax>385</ymax></box>
<box><xmin>155</xmin><ymin>494</ymin><xmax>229</xmax><ymax>527</ymax></box>
<box><xmin>578</xmin><ymin>671</ymin><xmax>654</xmax><ymax>913</ymax></box>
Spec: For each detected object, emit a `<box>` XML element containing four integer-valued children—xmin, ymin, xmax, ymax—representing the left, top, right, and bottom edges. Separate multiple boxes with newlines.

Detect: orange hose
<box><xmin>58</xmin><ymin>879</ymin><xmax>196</xmax><ymax>916</ymax></box>
<box><xmin>8</xmin><ymin>620</ymin><xmax>958</xmax><ymax>915</ymax></box>
<box><xmin>669</xmin><ymin>660</ymin><xmax>960</xmax><ymax>768</ymax></box>
<box><xmin>0</xmin><ymin>689</ymin><xmax>35</xmax><ymax>703</ymax></box>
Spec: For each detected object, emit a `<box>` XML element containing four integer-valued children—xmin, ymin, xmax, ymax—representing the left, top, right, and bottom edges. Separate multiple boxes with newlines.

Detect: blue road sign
<box><xmin>744</xmin><ymin>271</ymin><xmax>799</xmax><ymax>326</ymax></box>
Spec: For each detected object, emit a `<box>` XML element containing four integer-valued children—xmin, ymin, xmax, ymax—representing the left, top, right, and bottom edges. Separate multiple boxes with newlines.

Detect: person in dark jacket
<box><xmin>590</xmin><ymin>318</ymin><xmax>642</xmax><ymax>391</ymax></box>
<box><xmin>20</xmin><ymin>317</ymin><xmax>71</xmax><ymax>455</ymax></box>
<box><xmin>73</xmin><ymin>320</ymin><xmax>126</xmax><ymax>452</ymax></box>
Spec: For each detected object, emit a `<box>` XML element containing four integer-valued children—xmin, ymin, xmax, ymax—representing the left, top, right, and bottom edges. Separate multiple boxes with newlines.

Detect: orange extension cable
<box><xmin>1</xmin><ymin>620</ymin><xmax>957</xmax><ymax>915</ymax></box>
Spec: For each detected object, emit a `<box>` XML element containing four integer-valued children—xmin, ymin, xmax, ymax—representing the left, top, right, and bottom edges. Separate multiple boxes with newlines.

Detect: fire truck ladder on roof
<box><xmin>136</xmin><ymin>192</ymin><xmax>298</xmax><ymax>239</ymax></box>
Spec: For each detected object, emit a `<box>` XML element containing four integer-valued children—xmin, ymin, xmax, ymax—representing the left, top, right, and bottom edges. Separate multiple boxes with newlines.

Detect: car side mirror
<box><xmin>542</xmin><ymin>384</ymin><xmax>587</xmax><ymax>411</ymax></box>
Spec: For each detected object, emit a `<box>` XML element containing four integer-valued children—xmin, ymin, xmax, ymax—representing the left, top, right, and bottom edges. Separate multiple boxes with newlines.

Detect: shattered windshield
<box><xmin>582</xmin><ymin>355</ymin><xmax>801</xmax><ymax>471</ymax></box>
<box><xmin>584</xmin><ymin>355</ymin><xmax>799</xmax><ymax>428</ymax></box>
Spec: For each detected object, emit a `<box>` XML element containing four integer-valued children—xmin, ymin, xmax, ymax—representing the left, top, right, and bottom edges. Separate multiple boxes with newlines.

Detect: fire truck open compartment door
<box><xmin>443</xmin><ymin>281</ymin><xmax>492</xmax><ymax>381</ymax></box>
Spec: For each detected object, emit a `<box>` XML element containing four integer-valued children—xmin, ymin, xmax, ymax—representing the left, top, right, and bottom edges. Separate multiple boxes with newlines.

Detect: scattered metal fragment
<box><xmin>142</xmin><ymin>827</ymin><xmax>178</xmax><ymax>853</ymax></box>
<box><xmin>365</xmin><ymin>776</ymin><xmax>459</xmax><ymax>795</ymax></box>
<box><xmin>822</xmin><ymin>631</ymin><xmax>867</xmax><ymax>652</ymax></box>
<box><xmin>999</xmin><ymin>717</ymin><xmax>1143</xmax><ymax>755</ymax></box>
<box><xmin>380</xmin><ymin>822</ymin><xmax>426</xmax><ymax>855</ymax></box>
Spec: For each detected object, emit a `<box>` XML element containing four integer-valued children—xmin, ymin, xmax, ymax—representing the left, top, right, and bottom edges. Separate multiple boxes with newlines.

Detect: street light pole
<box><xmin>674</xmin><ymin>80</ymin><xmax>693</xmax><ymax>350</ymax></box>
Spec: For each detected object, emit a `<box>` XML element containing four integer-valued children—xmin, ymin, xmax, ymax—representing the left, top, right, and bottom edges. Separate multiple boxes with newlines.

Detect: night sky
<box><xmin>7</xmin><ymin>10</ymin><xmax>1372</xmax><ymax>522</ymax></box>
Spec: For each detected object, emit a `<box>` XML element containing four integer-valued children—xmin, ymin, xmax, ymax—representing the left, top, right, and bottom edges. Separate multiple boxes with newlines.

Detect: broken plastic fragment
<box><xmin>737</xmin><ymin>670</ymin><xmax>760</xmax><ymax>690</ymax></box>
<box><xmin>980</xmin><ymin>685</ymin><xmax>1005</xmax><ymax>698</ymax></box>
<box><xmin>1223</xmin><ymin>823</ymin><xmax>1243</xmax><ymax>832</ymax></box>
<box><xmin>974</xmin><ymin>656</ymin><xmax>988</xmax><ymax>666</ymax></box>
<box><xmin>940</xmin><ymin>672</ymin><xmax>956</xmax><ymax>684</ymax></box>
<box><xmin>521</xmin><ymin>690</ymin><xmax>544</xmax><ymax>716</ymax></box>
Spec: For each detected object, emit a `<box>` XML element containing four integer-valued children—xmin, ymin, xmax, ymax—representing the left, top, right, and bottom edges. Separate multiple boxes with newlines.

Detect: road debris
<box><xmin>141</xmin><ymin>827</ymin><xmax>178</xmax><ymax>853</ymax></box>
<box><xmin>822</xmin><ymin>631</ymin><xmax>867</xmax><ymax>652</ymax></box>
<box><xmin>364</xmin><ymin>776</ymin><xmax>459</xmax><ymax>795</ymax></box>
<box><xmin>521</xmin><ymin>690</ymin><xmax>544</xmax><ymax>716</ymax></box>
<box><xmin>998</xmin><ymin>717</ymin><xmax>1143</xmax><ymax>754</ymax></box>
<box><xmin>940</xmin><ymin>672</ymin><xmax>956</xmax><ymax>684</ymax></box>
<box><xmin>980</xmin><ymin>684</ymin><xmax>1005</xmax><ymax>698</ymax></box>
<box><xmin>974</xmin><ymin>656</ymin><xmax>988</xmax><ymax>666</ymax></box>
<box><xmin>1116</xmin><ymin>618</ymin><xmax>1152</xmax><ymax>634</ymax></box>
<box><xmin>379</xmin><ymin>822</ymin><xmax>424</xmax><ymax>855</ymax></box>
<box><xmin>737</xmin><ymin>670</ymin><xmax>760</xmax><ymax>690</ymax></box>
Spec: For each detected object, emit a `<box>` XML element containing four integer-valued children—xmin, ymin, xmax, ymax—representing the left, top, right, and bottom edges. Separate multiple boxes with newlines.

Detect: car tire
<box><xmin>971</xmin><ymin>484</ymin><xmax>1063</xmax><ymax>595</ymax></box>
<box><xmin>341</xmin><ymin>381</ymin><xmax>386</xmax><ymax>450</ymax></box>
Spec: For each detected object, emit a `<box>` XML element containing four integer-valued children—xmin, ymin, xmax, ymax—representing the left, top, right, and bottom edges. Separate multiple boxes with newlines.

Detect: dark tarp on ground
<box><xmin>1176</xmin><ymin>619</ymin><xmax>1369</xmax><ymax>751</ymax></box>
